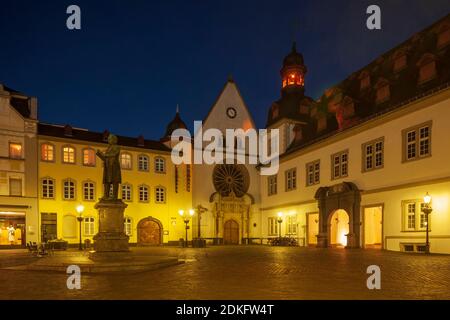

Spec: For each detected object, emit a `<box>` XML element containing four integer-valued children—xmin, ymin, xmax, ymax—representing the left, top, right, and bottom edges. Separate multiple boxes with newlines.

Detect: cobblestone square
<box><xmin>1</xmin><ymin>246</ymin><xmax>450</xmax><ymax>300</ymax></box>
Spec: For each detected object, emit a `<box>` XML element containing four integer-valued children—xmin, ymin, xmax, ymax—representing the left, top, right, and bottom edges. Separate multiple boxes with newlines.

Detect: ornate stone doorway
<box><xmin>137</xmin><ymin>217</ymin><xmax>162</xmax><ymax>245</ymax></box>
<box><xmin>314</xmin><ymin>182</ymin><xmax>361</xmax><ymax>248</ymax></box>
<box><xmin>223</xmin><ymin>220</ymin><xmax>239</xmax><ymax>245</ymax></box>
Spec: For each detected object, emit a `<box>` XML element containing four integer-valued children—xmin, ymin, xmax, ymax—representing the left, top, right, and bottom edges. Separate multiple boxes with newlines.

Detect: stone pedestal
<box><xmin>92</xmin><ymin>199</ymin><xmax>129</xmax><ymax>254</ymax></box>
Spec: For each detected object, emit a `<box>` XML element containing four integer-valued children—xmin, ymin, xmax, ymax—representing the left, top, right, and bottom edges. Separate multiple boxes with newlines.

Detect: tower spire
<box><xmin>176</xmin><ymin>104</ymin><xmax>179</xmax><ymax>114</ymax></box>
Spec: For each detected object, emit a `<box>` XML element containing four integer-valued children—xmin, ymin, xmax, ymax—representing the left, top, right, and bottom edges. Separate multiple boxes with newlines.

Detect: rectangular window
<box><xmin>138</xmin><ymin>155</ymin><xmax>149</xmax><ymax>171</ymax></box>
<box><xmin>83</xmin><ymin>182</ymin><xmax>95</xmax><ymax>201</ymax></box>
<box><xmin>9</xmin><ymin>178</ymin><xmax>22</xmax><ymax>196</ymax></box>
<box><xmin>63</xmin><ymin>146</ymin><xmax>75</xmax><ymax>164</ymax></box>
<box><xmin>42</xmin><ymin>179</ymin><xmax>55</xmax><ymax>199</ymax></box>
<box><xmin>267</xmin><ymin>175</ymin><xmax>277</xmax><ymax>196</ymax></box>
<box><xmin>306</xmin><ymin>160</ymin><xmax>320</xmax><ymax>186</ymax></box>
<box><xmin>268</xmin><ymin>217</ymin><xmax>279</xmax><ymax>236</ymax></box>
<box><xmin>139</xmin><ymin>185</ymin><xmax>149</xmax><ymax>202</ymax></box>
<box><xmin>84</xmin><ymin>217</ymin><xmax>95</xmax><ymax>236</ymax></box>
<box><xmin>41</xmin><ymin>144</ymin><xmax>54</xmax><ymax>162</ymax></box>
<box><xmin>402</xmin><ymin>200</ymin><xmax>429</xmax><ymax>232</ymax></box>
<box><xmin>124</xmin><ymin>218</ymin><xmax>132</xmax><ymax>236</ymax></box>
<box><xmin>155</xmin><ymin>158</ymin><xmax>165</xmax><ymax>173</ymax></box>
<box><xmin>155</xmin><ymin>187</ymin><xmax>165</xmax><ymax>203</ymax></box>
<box><xmin>285</xmin><ymin>168</ymin><xmax>297</xmax><ymax>191</ymax></box>
<box><xmin>63</xmin><ymin>180</ymin><xmax>76</xmax><ymax>200</ymax></box>
<box><xmin>331</xmin><ymin>150</ymin><xmax>349</xmax><ymax>180</ymax></box>
<box><xmin>402</xmin><ymin>121</ymin><xmax>432</xmax><ymax>162</ymax></box>
<box><xmin>120</xmin><ymin>153</ymin><xmax>132</xmax><ymax>170</ymax></box>
<box><xmin>9</xmin><ymin>143</ymin><xmax>23</xmax><ymax>159</ymax></box>
<box><xmin>286</xmin><ymin>215</ymin><xmax>297</xmax><ymax>235</ymax></box>
<box><xmin>362</xmin><ymin>138</ymin><xmax>384</xmax><ymax>172</ymax></box>
<box><xmin>122</xmin><ymin>184</ymin><xmax>132</xmax><ymax>201</ymax></box>
<box><xmin>83</xmin><ymin>149</ymin><xmax>96</xmax><ymax>166</ymax></box>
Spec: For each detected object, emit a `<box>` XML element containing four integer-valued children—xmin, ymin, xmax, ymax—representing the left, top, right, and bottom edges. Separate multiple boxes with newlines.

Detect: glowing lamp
<box><xmin>189</xmin><ymin>209</ymin><xmax>195</xmax><ymax>216</ymax></box>
<box><xmin>424</xmin><ymin>193</ymin><xmax>432</xmax><ymax>205</ymax></box>
<box><xmin>178</xmin><ymin>209</ymin><xmax>184</xmax><ymax>217</ymax></box>
<box><xmin>76</xmin><ymin>205</ymin><xmax>84</xmax><ymax>215</ymax></box>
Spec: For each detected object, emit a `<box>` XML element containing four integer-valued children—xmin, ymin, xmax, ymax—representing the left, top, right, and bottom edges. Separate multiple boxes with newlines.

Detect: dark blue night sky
<box><xmin>1</xmin><ymin>0</ymin><xmax>449</xmax><ymax>140</ymax></box>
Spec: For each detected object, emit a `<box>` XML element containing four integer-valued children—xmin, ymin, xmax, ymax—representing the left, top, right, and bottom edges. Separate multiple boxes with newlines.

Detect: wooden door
<box><xmin>138</xmin><ymin>219</ymin><xmax>161</xmax><ymax>245</ymax></box>
<box><xmin>223</xmin><ymin>220</ymin><xmax>239</xmax><ymax>245</ymax></box>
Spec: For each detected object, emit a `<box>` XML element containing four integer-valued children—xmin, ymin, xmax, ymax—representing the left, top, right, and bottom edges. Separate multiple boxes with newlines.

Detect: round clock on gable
<box><xmin>226</xmin><ymin>107</ymin><xmax>237</xmax><ymax>119</ymax></box>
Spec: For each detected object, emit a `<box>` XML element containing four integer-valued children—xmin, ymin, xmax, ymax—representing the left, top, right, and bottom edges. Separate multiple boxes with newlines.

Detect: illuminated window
<box><xmin>362</xmin><ymin>138</ymin><xmax>384</xmax><ymax>172</ymax></box>
<box><xmin>138</xmin><ymin>154</ymin><xmax>149</xmax><ymax>171</ymax></box>
<box><xmin>83</xmin><ymin>181</ymin><xmax>95</xmax><ymax>201</ymax></box>
<box><xmin>120</xmin><ymin>153</ymin><xmax>132</xmax><ymax>170</ymax></box>
<box><xmin>82</xmin><ymin>148</ymin><xmax>96</xmax><ymax>166</ymax></box>
<box><xmin>62</xmin><ymin>146</ymin><xmax>75</xmax><ymax>164</ymax></box>
<box><xmin>402</xmin><ymin>121</ymin><xmax>432</xmax><ymax>162</ymax></box>
<box><xmin>286</xmin><ymin>215</ymin><xmax>297</xmax><ymax>235</ymax></box>
<box><xmin>155</xmin><ymin>157</ymin><xmax>165</xmax><ymax>173</ymax></box>
<box><xmin>285</xmin><ymin>168</ymin><xmax>297</xmax><ymax>191</ymax></box>
<box><xmin>9</xmin><ymin>143</ymin><xmax>22</xmax><ymax>159</ymax></box>
<box><xmin>41</xmin><ymin>143</ymin><xmax>54</xmax><ymax>162</ymax></box>
<box><xmin>84</xmin><ymin>217</ymin><xmax>95</xmax><ymax>236</ymax></box>
<box><xmin>267</xmin><ymin>175</ymin><xmax>277</xmax><ymax>196</ymax></box>
<box><xmin>331</xmin><ymin>150</ymin><xmax>348</xmax><ymax>180</ymax></box>
<box><xmin>155</xmin><ymin>186</ymin><xmax>166</xmax><ymax>203</ymax></box>
<box><xmin>63</xmin><ymin>179</ymin><xmax>76</xmax><ymax>200</ymax></box>
<box><xmin>306</xmin><ymin>160</ymin><xmax>320</xmax><ymax>186</ymax></box>
<box><xmin>124</xmin><ymin>217</ymin><xmax>132</xmax><ymax>236</ymax></box>
<box><xmin>139</xmin><ymin>185</ymin><xmax>149</xmax><ymax>202</ymax></box>
<box><xmin>121</xmin><ymin>184</ymin><xmax>132</xmax><ymax>201</ymax></box>
<box><xmin>268</xmin><ymin>217</ymin><xmax>279</xmax><ymax>236</ymax></box>
<box><xmin>42</xmin><ymin>178</ymin><xmax>55</xmax><ymax>199</ymax></box>
<box><xmin>402</xmin><ymin>200</ymin><xmax>429</xmax><ymax>232</ymax></box>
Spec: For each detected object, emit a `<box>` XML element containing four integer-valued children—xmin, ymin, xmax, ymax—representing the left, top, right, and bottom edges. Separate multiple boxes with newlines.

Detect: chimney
<box><xmin>28</xmin><ymin>97</ymin><xmax>38</xmax><ymax>120</ymax></box>
<box><xmin>137</xmin><ymin>135</ymin><xmax>145</xmax><ymax>147</ymax></box>
<box><xmin>64</xmin><ymin>124</ymin><xmax>73</xmax><ymax>136</ymax></box>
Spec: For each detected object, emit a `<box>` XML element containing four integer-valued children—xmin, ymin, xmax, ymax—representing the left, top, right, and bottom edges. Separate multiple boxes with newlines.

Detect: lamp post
<box><xmin>76</xmin><ymin>205</ymin><xmax>84</xmax><ymax>251</ymax></box>
<box><xmin>422</xmin><ymin>192</ymin><xmax>433</xmax><ymax>254</ymax></box>
<box><xmin>277</xmin><ymin>212</ymin><xmax>283</xmax><ymax>241</ymax></box>
<box><xmin>179</xmin><ymin>209</ymin><xmax>194</xmax><ymax>247</ymax></box>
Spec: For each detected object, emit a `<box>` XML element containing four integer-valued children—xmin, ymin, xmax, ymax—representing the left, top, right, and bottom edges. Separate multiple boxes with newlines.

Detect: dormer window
<box><xmin>272</xmin><ymin>105</ymin><xmax>279</xmax><ymax>119</ymax></box>
<box><xmin>341</xmin><ymin>96</ymin><xmax>355</xmax><ymax>118</ymax></box>
<box><xmin>394</xmin><ymin>54</ymin><xmax>407</xmax><ymax>73</ymax></box>
<box><xmin>437</xmin><ymin>23</ymin><xmax>450</xmax><ymax>49</ymax></box>
<box><xmin>375</xmin><ymin>78</ymin><xmax>390</xmax><ymax>104</ymax></box>
<box><xmin>417</xmin><ymin>53</ymin><xmax>437</xmax><ymax>84</ymax></box>
<box><xmin>359</xmin><ymin>71</ymin><xmax>370</xmax><ymax>90</ymax></box>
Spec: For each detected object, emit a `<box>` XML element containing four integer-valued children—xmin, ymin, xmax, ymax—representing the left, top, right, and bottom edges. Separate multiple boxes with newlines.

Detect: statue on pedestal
<box><xmin>96</xmin><ymin>134</ymin><xmax>121</xmax><ymax>200</ymax></box>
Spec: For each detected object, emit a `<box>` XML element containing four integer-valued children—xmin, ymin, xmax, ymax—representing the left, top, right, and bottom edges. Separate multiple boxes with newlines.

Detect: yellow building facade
<box><xmin>37</xmin><ymin>122</ymin><xmax>193</xmax><ymax>246</ymax></box>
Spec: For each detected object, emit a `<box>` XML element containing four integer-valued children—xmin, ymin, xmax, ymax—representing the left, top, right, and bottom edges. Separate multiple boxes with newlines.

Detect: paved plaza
<box><xmin>1</xmin><ymin>246</ymin><xmax>450</xmax><ymax>300</ymax></box>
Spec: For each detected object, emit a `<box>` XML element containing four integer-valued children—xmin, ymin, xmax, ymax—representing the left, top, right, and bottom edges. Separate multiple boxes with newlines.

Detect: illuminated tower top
<box><xmin>280</xmin><ymin>42</ymin><xmax>307</xmax><ymax>94</ymax></box>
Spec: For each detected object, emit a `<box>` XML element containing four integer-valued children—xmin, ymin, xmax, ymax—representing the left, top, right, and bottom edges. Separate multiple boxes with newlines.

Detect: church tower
<box><xmin>266</xmin><ymin>42</ymin><xmax>314</xmax><ymax>154</ymax></box>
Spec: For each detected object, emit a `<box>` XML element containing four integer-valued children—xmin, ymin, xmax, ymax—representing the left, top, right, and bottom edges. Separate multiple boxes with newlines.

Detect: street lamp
<box><xmin>277</xmin><ymin>212</ymin><xmax>283</xmax><ymax>240</ymax></box>
<box><xmin>76</xmin><ymin>204</ymin><xmax>84</xmax><ymax>251</ymax></box>
<box><xmin>422</xmin><ymin>192</ymin><xmax>433</xmax><ymax>254</ymax></box>
<box><xmin>179</xmin><ymin>209</ymin><xmax>194</xmax><ymax>247</ymax></box>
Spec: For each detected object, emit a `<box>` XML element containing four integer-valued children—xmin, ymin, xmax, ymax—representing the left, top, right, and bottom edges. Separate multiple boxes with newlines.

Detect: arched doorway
<box><xmin>137</xmin><ymin>217</ymin><xmax>162</xmax><ymax>245</ymax></box>
<box><xmin>223</xmin><ymin>220</ymin><xmax>239</xmax><ymax>245</ymax></box>
<box><xmin>314</xmin><ymin>182</ymin><xmax>361</xmax><ymax>248</ymax></box>
<box><xmin>329</xmin><ymin>209</ymin><xmax>350</xmax><ymax>247</ymax></box>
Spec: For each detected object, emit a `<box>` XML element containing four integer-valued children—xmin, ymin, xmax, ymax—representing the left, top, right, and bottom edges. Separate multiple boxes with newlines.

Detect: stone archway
<box><xmin>137</xmin><ymin>217</ymin><xmax>163</xmax><ymax>245</ymax></box>
<box><xmin>314</xmin><ymin>182</ymin><xmax>361</xmax><ymax>248</ymax></box>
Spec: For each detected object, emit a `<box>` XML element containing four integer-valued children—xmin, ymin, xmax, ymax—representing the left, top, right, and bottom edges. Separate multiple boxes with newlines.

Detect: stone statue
<box><xmin>96</xmin><ymin>134</ymin><xmax>122</xmax><ymax>200</ymax></box>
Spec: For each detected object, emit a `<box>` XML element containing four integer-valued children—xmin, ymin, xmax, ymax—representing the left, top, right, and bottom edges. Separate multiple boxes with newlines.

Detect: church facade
<box><xmin>0</xmin><ymin>14</ymin><xmax>449</xmax><ymax>253</ymax></box>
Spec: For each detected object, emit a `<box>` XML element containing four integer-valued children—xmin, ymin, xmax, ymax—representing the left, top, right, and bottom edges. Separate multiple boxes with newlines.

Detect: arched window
<box><xmin>121</xmin><ymin>184</ymin><xmax>132</xmax><ymax>201</ymax></box>
<box><xmin>120</xmin><ymin>153</ymin><xmax>132</xmax><ymax>170</ymax></box>
<box><xmin>155</xmin><ymin>186</ymin><xmax>166</xmax><ymax>203</ymax></box>
<box><xmin>41</xmin><ymin>143</ymin><xmax>55</xmax><ymax>162</ymax></box>
<box><xmin>138</xmin><ymin>154</ymin><xmax>149</xmax><ymax>171</ymax></box>
<box><xmin>84</xmin><ymin>217</ymin><xmax>95</xmax><ymax>236</ymax></box>
<box><xmin>62</xmin><ymin>145</ymin><xmax>76</xmax><ymax>164</ymax></box>
<box><xmin>83</xmin><ymin>181</ymin><xmax>95</xmax><ymax>201</ymax></box>
<box><xmin>63</xmin><ymin>179</ymin><xmax>76</xmax><ymax>200</ymax></box>
<box><xmin>138</xmin><ymin>185</ymin><xmax>149</xmax><ymax>202</ymax></box>
<box><xmin>124</xmin><ymin>217</ymin><xmax>132</xmax><ymax>236</ymax></box>
<box><xmin>155</xmin><ymin>157</ymin><xmax>165</xmax><ymax>173</ymax></box>
<box><xmin>41</xmin><ymin>178</ymin><xmax>55</xmax><ymax>199</ymax></box>
<box><xmin>82</xmin><ymin>148</ymin><xmax>96</xmax><ymax>166</ymax></box>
